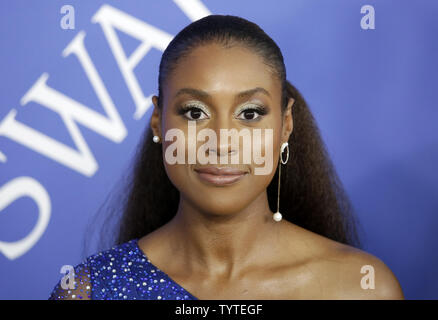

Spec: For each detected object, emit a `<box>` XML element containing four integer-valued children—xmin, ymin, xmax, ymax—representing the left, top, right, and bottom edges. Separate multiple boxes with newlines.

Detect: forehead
<box><xmin>164</xmin><ymin>43</ymin><xmax>280</xmax><ymax>102</ymax></box>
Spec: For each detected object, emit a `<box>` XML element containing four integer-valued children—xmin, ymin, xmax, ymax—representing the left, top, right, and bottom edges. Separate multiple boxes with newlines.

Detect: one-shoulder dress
<box><xmin>48</xmin><ymin>239</ymin><xmax>198</xmax><ymax>300</ymax></box>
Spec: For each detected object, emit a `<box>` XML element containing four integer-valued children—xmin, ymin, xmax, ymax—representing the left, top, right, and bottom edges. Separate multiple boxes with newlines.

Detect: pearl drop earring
<box><xmin>153</xmin><ymin>135</ymin><xmax>160</xmax><ymax>143</ymax></box>
<box><xmin>273</xmin><ymin>142</ymin><xmax>289</xmax><ymax>222</ymax></box>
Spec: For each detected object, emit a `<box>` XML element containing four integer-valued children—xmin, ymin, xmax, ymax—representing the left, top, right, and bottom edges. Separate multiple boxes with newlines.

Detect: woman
<box><xmin>49</xmin><ymin>14</ymin><xmax>404</xmax><ymax>300</ymax></box>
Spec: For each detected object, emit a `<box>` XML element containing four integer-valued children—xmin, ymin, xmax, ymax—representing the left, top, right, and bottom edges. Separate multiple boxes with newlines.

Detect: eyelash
<box><xmin>177</xmin><ymin>104</ymin><xmax>268</xmax><ymax>121</ymax></box>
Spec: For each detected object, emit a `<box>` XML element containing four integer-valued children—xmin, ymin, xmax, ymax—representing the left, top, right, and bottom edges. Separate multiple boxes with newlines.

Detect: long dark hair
<box><xmin>86</xmin><ymin>14</ymin><xmax>362</xmax><ymax>254</ymax></box>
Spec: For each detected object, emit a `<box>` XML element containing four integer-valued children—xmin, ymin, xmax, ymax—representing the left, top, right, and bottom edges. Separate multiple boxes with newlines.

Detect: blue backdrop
<box><xmin>0</xmin><ymin>0</ymin><xmax>437</xmax><ymax>299</ymax></box>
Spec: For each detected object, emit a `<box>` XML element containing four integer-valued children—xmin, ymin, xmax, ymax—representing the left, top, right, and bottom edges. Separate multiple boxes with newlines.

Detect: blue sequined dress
<box><xmin>48</xmin><ymin>239</ymin><xmax>198</xmax><ymax>300</ymax></box>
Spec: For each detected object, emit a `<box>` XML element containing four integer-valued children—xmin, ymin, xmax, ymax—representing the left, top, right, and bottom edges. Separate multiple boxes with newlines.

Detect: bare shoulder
<box><xmin>326</xmin><ymin>244</ymin><xmax>405</xmax><ymax>299</ymax></box>
<box><xmin>280</xmin><ymin>222</ymin><xmax>404</xmax><ymax>300</ymax></box>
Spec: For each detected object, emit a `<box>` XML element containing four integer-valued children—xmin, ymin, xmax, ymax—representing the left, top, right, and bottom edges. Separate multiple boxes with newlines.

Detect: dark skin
<box><xmin>142</xmin><ymin>43</ymin><xmax>404</xmax><ymax>299</ymax></box>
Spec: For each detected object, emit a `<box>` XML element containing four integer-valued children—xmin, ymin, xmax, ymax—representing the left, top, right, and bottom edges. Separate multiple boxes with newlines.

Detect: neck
<box><xmin>165</xmin><ymin>190</ymin><xmax>283</xmax><ymax>279</ymax></box>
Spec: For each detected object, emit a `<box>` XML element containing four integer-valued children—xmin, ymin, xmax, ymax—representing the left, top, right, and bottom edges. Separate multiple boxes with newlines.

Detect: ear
<box><xmin>150</xmin><ymin>95</ymin><xmax>162</xmax><ymax>140</ymax></box>
<box><xmin>281</xmin><ymin>97</ymin><xmax>295</xmax><ymax>143</ymax></box>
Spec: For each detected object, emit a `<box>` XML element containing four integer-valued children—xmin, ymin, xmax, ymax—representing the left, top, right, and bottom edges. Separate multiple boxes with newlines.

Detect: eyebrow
<box><xmin>173</xmin><ymin>87</ymin><xmax>271</xmax><ymax>100</ymax></box>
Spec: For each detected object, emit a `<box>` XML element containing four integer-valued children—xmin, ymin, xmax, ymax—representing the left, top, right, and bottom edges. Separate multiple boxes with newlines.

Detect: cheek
<box><xmin>162</xmin><ymin>162</ymin><xmax>187</xmax><ymax>194</ymax></box>
<box><xmin>250</xmin><ymin>124</ymin><xmax>282</xmax><ymax>177</ymax></box>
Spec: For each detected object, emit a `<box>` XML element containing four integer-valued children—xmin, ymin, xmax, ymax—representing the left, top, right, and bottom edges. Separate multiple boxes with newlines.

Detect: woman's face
<box><xmin>151</xmin><ymin>43</ymin><xmax>294</xmax><ymax>216</ymax></box>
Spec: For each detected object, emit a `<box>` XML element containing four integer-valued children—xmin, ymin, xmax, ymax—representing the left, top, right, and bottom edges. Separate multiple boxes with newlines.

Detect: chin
<box><xmin>197</xmin><ymin>190</ymin><xmax>248</xmax><ymax>211</ymax></box>
<box><xmin>196</xmin><ymin>204</ymin><xmax>249</xmax><ymax>218</ymax></box>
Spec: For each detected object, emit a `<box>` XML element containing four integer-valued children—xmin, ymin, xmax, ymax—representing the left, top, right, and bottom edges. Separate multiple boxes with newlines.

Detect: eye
<box><xmin>236</xmin><ymin>106</ymin><xmax>267</xmax><ymax>121</ymax></box>
<box><xmin>179</xmin><ymin>105</ymin><xmax>210</xmax><ymax>120</ymax></box>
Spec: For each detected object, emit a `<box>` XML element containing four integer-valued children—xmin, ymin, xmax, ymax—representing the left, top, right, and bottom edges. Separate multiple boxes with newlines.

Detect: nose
<box><xmin>208</xmin><ymin>116</ymin><xmax>239</xmax><ymax>158</ymax></box>
<box><xmin>209</xmin><ymin>147</ymin><xmax>238</xmax><ymax>157</ymax></box>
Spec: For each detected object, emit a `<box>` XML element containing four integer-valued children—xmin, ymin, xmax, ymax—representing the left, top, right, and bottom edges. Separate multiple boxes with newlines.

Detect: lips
<box><xmin>194</xmin><ymin>166</ymin><xmax>247</xmax><ymax>175</ymax></box>
<box><xmin>193</xmin><ymin>166</ymin><xmax>248</xmax><ymax>186</ymax></box>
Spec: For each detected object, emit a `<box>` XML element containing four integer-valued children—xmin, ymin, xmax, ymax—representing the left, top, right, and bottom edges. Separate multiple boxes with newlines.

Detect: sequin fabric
<box><xmin>48</xmin><ymin>239</ymin><xmax>198</xmax><ymax>300</ymax></box>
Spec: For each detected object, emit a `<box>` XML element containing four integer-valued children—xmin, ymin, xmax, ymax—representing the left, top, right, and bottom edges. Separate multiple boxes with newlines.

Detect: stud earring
<box><xmin>153</xmin><ymin>135</ymin><xmax>160</xmax><ymax>143</ymax></box>
<box><xmin>273</xmin><ymin>142</ymin><xmax>289</xmax><ymax>222</ymax></box>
